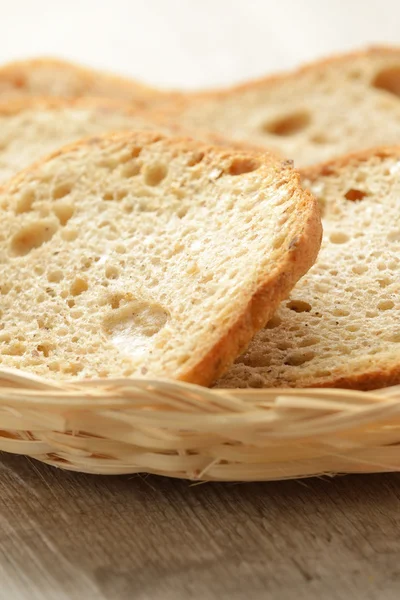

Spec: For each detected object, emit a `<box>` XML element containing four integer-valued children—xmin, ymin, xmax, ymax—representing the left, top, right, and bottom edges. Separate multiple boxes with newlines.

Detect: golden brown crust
<box><xmin>300</xmin><ymin>145</ymin><xmax>400</xmax><ymax>181</ymax></box>
<box><xmin>183</xmin><ymin>186</ymin><xmax>322</xmax><ymax>386</ymax></box>
<box><xmin>1</xmin><ymin>130</ymin><xmax>321</xmax><ymax>385</ymax></box>
<box><xmin>311</xmin><ymin>363</ymin><xmax>400</xmax><ymax>391</ymax></box>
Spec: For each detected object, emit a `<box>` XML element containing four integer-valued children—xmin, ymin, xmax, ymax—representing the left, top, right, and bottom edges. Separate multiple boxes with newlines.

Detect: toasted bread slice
<box><xmin>216</xmin><ymin>147</ymin><xmax>400</xmax><ymax>390</ymax></box>
<box><xmin>0</xmin><ymin>132</ymin><xmax>320</xmax><ymax>383</ymax></box>
<box><xmin>161</xmin><ymin>46</ymin><xmax>400</xmax><ymax>166</ymax></box>
<box><xmin>0</xmin><ymin>97</ymin><xmax>264</xmax><ymax>184</ymax></box>
<box><xmin>0</xmin><ymin>57</ymin><xmax>172</xmax><ymax>108</ymax></box>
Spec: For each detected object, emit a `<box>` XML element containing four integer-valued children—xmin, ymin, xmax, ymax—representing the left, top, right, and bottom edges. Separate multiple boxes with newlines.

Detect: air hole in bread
<box><xmin>105</xmin><ymin>265</ymin><xmax>119</xmax><ymax>279</ymax></box>
<box><xmin>122</xmin><ymin>161</ymin><xmax>141</xmax><ymax>178</ymax></box>
<box><xmin>310</xmin><ymin>133</ymin><xmax>329</xmax><ymax>145</ymax></box>
<box><xmin>116</xmin><ymin>189</ymin><xmax>128</xmax><ymax>201</ymax></box>
<box><xmin>0</xmin><ymin>282</ymin><xmax>12</xmax><ymax>295</ymax></box>
<box><xmin>10</xmin><ymin>219</ymin><xmax>59</xmax><ymax>256</ymax></box>
<box><xmin>332</xmin><ymin>308</ymin><xmax>350</xmax><ymax>317</ymax></box>
<box><xmin>103</xmin><ymin>301</ymin><xmax>169</xmax><ymax>359</ymax></box>
<box><xmin>47</xmin><ymin>270</ymin><xmax>63</xmax><ymax>283</ymax></box>
<box><xmin>286</xmin><ymin>299</ymin><xmax>312</xmax><ymax>313</ymax></box>
<box><xmin>53</xmin><ymin>201</ymin><xmax>74</xmax><ymax>225</ymax></box>
<box><xmin>366</xmin><ymin>310</ymin><xmax>379</xmax><ymax>318</ymax></box>
<box><xmin>372</xmin><ymin>67</ymin><xmax>400</xmax><ymax>97</ymax></box>
<box><xmin>378</xmin><ymin>277</ymin><xmax>391</xmax><ymax>288</ymax></box>
<box><xmin>277</xmin><ymin>341</ymin><xmax>291</xmax><ymax>351</ymax></box>
<box><xmin>377</xmin><ymin>300</ymin><xmax>394</xmax><ymax>311</ymax></box>
<box><xmin>131</xmin><ymin>146</ymin><xmax>142</xmax><ymax>158</ymax></box>
<box><xmin>36</xmin><ymin>343</ymin><xmax>52</xmax><ymax>357</ymax></box>
<box><xmin>115</xmin><ymin>243</ymin><xmax>125</xmax><ymax>254</ymax></box>
<box><xmin>263</xmin><ymin>111</ymin><xmax>311</xmax><ymax>137</ymax></box>
<box><xmin>177</xmin><ymin>206</ymin><xmax>189</xmax><ymax>219</ymax></box>
<box><xmin>388</xmin><ymin>230</ymin><xmax>400</xmax><ymax>242</ymax></box>
<box><xmin>15</xmin><ymin>189</ymin><xmax>36</xmax><ymax>214</ymax></box>
<box><xmin>284</xmin><ymin>351</ymin><xmax>315</xmax><ymax>366</ymax></box>
<box><xmin>108</xmin><ymin>292</ymin><xmax>126</xmax><ymax>310</ymax></box>
<box><xmin>344</xmin><ymin>188</ymin><xmax>367</xmax><ymax>201</ymax></box>
<box><xmin>144</xmin><ymin>163</ymin><xmax>167</xmax><ymax>186</ymax></box>
<box><xmin>187</xmin><ymin>152</ymin><xmax>205</xmax><ymax>166</ymax></box>
<box><xmin>70</xmin><ymin>276</ymin><xmax>88</xmax><ymax>296</ymax></box>
<box><xmin>64</xmin><ymin>362</ymin><xmax>83</xmax><ymax>376</ymax></box>
<box><xmin>52</xmin><ymin>183</ymin><xmax>72</xmax><ymax>200</ymax></box>
<box><xmin>352</xmin><ymin>264</ymin><xmax>368</xmax><ymax>275</ymax></box>
<box><xmin>329</xmin><ymin>232</ymin><xmax>349</xmax><ymax>244</ymax></box>
<box><xmin>228</xmin><ymin>157</ymin><xmax>259</xmax><ymax>176</ymax></box>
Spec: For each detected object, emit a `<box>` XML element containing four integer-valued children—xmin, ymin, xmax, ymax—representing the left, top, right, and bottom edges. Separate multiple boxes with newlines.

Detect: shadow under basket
<box><xmin>1</xmin><ymin>368</ymin><xmax>400</xmax><ymax>481</ymax></box>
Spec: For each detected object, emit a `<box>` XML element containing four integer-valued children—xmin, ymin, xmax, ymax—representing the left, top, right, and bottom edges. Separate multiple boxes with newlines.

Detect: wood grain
<box><xmin>1</xmin><ymin>453</ymin><xmax>400</xmax><ymax>600</ymax></box>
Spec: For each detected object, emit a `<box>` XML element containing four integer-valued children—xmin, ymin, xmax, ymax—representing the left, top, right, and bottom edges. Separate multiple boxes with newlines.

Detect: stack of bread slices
<box><xmin>0</xmin><ymin>49</ymin><xmax>399</xmax><ymax>391</ymax></box>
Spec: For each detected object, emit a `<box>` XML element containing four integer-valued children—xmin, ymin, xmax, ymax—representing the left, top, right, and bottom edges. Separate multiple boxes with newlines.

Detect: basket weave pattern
<box><xmin>1</xmin><ymin>368</ymin><xmax>400</xmax><ymax>480</ymax></box>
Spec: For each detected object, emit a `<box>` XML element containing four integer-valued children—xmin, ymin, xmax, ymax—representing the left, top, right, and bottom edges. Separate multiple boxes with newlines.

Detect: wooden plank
<box><xmin>1</xmin><ymin>452</ymin><xmax>400</xmax><ymax>600</ymax></box>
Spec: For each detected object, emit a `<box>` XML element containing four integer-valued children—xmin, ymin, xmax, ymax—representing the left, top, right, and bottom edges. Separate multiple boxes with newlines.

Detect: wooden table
<box><xmin>1</xmin><ymin>452</ymin><xmax>400</xmax><ymax>600</ymax></box>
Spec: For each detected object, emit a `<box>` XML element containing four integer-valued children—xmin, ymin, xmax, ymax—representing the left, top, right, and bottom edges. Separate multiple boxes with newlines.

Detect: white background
<box><xmin>0</xmin><ymin>0</ymin><xmax>399</xmax><ymax>89</ymax></box>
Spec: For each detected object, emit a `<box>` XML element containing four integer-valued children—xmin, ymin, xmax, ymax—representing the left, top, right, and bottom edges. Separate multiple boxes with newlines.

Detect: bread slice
<box><xmin>0</xmin><ymin>97</ymin><xmax>262</xmax><ymax>185</ymax></box>
<box><xmin>0</xmin><ymin>132</ymin><xmax>320</xmax><ymax>383</ymax></box>
<box><xmin>216</xmin><ymin>147</ymin><xmax>400</xmax><ymax>390</ymax></box>
<box><xmin>161</xmin><ymin>46</ymin><xmax>400</xmax><ymax>166</ymax></box>
<box><xmin>0</xmin><ymin>57</ymin><xmax>171</xmax><ymax>109</ymax></box>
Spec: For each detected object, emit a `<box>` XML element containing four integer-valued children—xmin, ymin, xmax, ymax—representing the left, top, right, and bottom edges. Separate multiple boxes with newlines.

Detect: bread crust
<box><xmin>311</xmin><ymin>363</ymin><xmax>400</xmax><ymax>391</ymax></box>
<box><xmin>182</xmin><ymin>184</ymin><xmax>321</xmax><ymax>385</ymax></box>
<box><xmin>0</xmin><ymin>131</ymin><xmax>321</xmax><ymax>385</ymax></box>
<box><xmin>301</xmin><ymin>145</ymin><xmax>400</xmax><ymax>181</ymax></box>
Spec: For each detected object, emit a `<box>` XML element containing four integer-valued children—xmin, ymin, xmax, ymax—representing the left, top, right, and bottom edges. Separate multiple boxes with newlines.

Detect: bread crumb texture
<box><xmin>0</xmin><ymin>100</ymin><xmax>176</xmax><ymax>184</ymax></box>
<box><xmin>0</xmin><ymin>98</ymin><xmax>269</xmax><ymax>185</ymax></box>
<box><xmin>216</xmin><ymin>151</ymin><xmax>400</xmax><ymax>390</ymax></box>
<box><xmin>0</xmin><ymin>132</ymin><xmax>318</xmax><ymax>382</ymax></box>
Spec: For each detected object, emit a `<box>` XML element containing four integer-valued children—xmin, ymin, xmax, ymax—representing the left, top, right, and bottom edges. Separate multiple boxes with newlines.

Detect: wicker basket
<box><xmin>1</xmin><ymin>367</ymin><xmax>400</xmax><ymax>481</ymax></box>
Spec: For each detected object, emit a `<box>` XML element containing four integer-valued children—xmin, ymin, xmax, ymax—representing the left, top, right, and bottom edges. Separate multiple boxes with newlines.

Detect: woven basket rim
<box><xmin>1</xmin><ymin>366</ymin><xmax>400</xmax><ymax>481</ymax></box>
